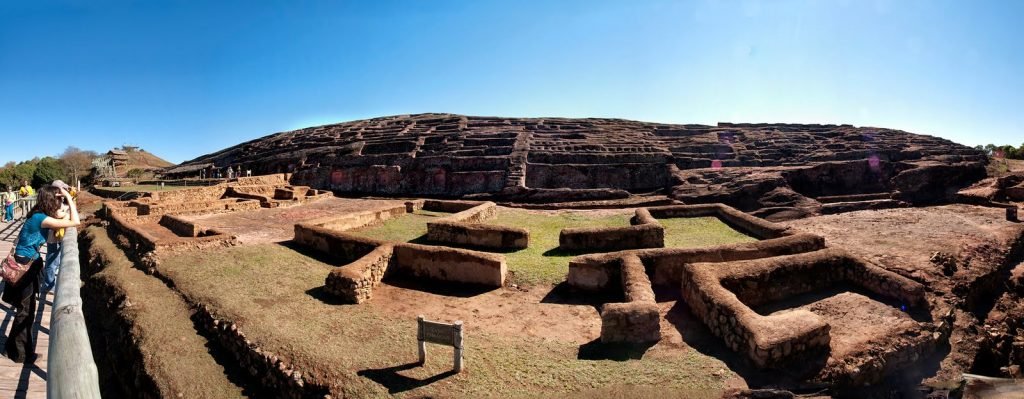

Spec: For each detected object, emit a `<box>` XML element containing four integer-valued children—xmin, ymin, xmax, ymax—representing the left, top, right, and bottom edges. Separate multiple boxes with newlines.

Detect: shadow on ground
<box><xmin>357</xmin><ymin>362</ymin><xmax>457</xmax><ymax>394</ymax></box>
<box><xmin>577</xmin><ymin>339</ymin><xmax>656</xmax><ymax>361</ymax></box>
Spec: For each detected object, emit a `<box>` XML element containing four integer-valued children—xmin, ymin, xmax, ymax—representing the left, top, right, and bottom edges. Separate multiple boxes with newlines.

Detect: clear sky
<box><xmin>1</xmin><ymin>0</ymin><xmax>1021</xmax><ymax>164</ymax></box>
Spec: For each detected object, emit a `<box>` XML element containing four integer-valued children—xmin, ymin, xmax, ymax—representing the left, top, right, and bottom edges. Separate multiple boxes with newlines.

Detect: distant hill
<box><xmin>95</xmin><ymin>146</ymin><xmax>175</xmax><ymax>180</ymax></box>
<box><xmin>107</xmin><ymin>146</ymin><xmax>175</xmax><ymax>171</ymax></box>
<box><xmin>124</xmin><ymin>149</ymin><xmax>174</xmax><ymax>170</ymax></box>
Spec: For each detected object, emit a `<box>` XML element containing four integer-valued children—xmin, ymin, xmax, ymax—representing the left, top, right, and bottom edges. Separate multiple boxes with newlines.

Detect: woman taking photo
<box><xmin>3</xmin><ymin>185</ymin><xmax>79</xmax><ymax>362</ymax></box>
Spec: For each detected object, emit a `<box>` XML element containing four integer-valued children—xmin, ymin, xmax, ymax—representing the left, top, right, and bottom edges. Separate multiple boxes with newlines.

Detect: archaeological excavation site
<box><xmin>79</xmin><ymin>114</ymin><xmax>1024</xmax><ymax>398</ymax></box>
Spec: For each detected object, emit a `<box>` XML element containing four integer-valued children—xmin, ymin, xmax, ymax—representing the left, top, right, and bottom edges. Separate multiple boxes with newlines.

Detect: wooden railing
<box><xmin>48</xmin><ymin>227</ymin><xmax>101</xmax><ymax>398</ymax></box>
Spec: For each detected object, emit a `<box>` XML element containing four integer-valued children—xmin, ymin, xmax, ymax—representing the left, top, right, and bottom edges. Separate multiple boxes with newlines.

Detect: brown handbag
<box><xmin>0</xmin><ymin>247</ymin><xmax>34</xmax><ymax>285</ymax></box>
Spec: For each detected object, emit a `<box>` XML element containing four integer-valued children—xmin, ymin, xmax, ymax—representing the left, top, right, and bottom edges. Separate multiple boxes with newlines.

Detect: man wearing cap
<box><xmin>40</xmin><ymin>180</ymin><xmax>71</xmax><ymax>294</ymax></box>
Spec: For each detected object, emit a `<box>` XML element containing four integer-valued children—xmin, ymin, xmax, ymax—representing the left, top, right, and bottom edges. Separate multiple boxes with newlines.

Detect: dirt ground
<box><xmin>785</xmin><ymin>204</ymin><xmax>1024</xmax><ymax>303</ymax></box>
<box><xmin>162</xmin><ymin>199</ymin><xmax>1024</xmax><ymax>396</ymax></box>
<box><xmin>184</xmin><ymin>197</ymin><xmax>407</xmax><ymax>243</ymax></box>
<box><xmin>784</xmin><ymin>205</ymin><xmax>1024</xmax><ymax>385</ymax></box>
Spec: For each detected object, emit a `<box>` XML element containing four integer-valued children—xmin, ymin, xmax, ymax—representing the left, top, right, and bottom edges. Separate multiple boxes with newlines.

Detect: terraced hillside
<box><xmin>170</xmin><ymin>114</ymin><xmax>987</xmax><ymax>218</ymax></box>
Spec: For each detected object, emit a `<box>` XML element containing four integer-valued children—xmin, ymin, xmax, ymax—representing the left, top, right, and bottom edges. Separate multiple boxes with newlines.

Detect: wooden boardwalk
<box><xmin>0</xmin><ymin>219</ymin><xmax>51</xmax><ymax>398</ymax></box>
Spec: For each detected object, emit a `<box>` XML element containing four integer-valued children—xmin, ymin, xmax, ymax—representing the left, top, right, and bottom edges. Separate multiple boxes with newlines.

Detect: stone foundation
<box><xmin>646</xmin><ymin>203</ymin><xmax>792</xmax><ymax>239</ymax></box>
<box><xmin>392</xmin><ymin>243</ymin><xmax>506</xmax><ymax>287</ymax></box>
<box><xmin>599</xmin><ymin>302</ymin><xmax>661</xmax><ymax>343</ymax></box>
<box><xmin>324</xmin><ymin>245</ymin><xmax>394</xmax><ymax>303</ymax></box>
<box><xmin>424</xmin><ymin>201</ymin><xmax>529</xmax><ymax>250</ymax></box>
<box><xmin>680</xmin><ymin>248</ymin><xmax>927</xmax><ymax>368</ymax></box>
<box><xmin>567</xmin><ymin>233</ymin><xmax>826</xmax><ymax>291</ymax></box>
<box><xmin>292</xmin><ymin>224</ymin><xmax>383</xmax><ymax>263</ymax></box>
<box><xmin>426</xmin><ymin>221</ymin><xmax>529</xmax><ymax>250</ymax></box>
<box><xmin>600</xmin><ymin>255</ymin><xmax>661</xmax><ymax>343</ymax></box>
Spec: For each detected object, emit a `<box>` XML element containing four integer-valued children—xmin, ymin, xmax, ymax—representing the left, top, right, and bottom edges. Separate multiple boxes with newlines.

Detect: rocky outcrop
<box><xmin>173</xmin><ymin>114</ymin><xmax>986</xmax><ymax>217</ymax></box>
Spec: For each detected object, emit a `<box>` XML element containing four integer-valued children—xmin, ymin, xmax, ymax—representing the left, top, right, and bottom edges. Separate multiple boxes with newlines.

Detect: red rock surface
<box><xmin>170</xmin><ymin>113</ymin><xmax>987</xmax><ymax>216</ymax></box>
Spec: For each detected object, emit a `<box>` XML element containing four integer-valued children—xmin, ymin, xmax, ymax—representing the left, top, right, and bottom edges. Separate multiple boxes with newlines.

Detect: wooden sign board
<box><xmin>417</xmin><ymin>315</ymin><xmax>464</xmax><ymax>372</ymax></box>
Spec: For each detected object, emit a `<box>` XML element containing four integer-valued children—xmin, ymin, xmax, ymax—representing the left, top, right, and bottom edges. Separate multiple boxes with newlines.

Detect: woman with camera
<box><xmin>2</xmin><ymin>184</ymin><xmax>80</xmax><ymax>363</ymax></box>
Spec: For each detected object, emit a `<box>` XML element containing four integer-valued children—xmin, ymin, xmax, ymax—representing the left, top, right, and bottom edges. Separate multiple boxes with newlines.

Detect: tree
<box><xmin>12</xmin><ymin>162</ymin><xmax>37</xmax><ymax>187</ymax></box>
<box><xmin>126</xmin><ymin>168</ymin><xmax>146</xmax><ymax>178</ymax></box>
<box><xmin>58</xmin><ymin>146</ymin><xmax>99</xmax><ymax>186</ymax></box>
<box><xmin>32</xmin><ymin>157</ymin><xmax>66</xmax><ymax>188</ymax></box>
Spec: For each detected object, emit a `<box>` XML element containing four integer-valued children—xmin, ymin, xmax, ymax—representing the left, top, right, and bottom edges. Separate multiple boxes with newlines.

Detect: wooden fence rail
<box><xmin>47</xmin><ymin>227</ymin><xmax>101</xmax><ymax>398</ymax></box>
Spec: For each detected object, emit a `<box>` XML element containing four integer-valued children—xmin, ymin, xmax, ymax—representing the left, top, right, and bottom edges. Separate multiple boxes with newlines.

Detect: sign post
<box><xmin>417</xmin><ymin>315</ymin><xmax>464</xmax><ymax>372</ymax></box>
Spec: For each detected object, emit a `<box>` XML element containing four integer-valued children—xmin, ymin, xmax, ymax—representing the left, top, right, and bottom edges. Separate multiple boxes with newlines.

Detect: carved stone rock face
<box><xmin>171</xmin><ymin>113</ymin><xmax>987</xmax><ymax>216</ymax></box>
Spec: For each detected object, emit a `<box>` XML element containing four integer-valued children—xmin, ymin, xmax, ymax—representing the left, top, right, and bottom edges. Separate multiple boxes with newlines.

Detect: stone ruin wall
<box><xmin>293</xmin><ymin>200</ymin><xmax>525</xmax><ymax>303</ymax></box>
<box><xmin>680</xmin><ymin>248</ymin><xmax>932</xmax><ymax>377</ymax></box>
<box><xmin>566</xmin><ymin>204</ymin><xmax>826</xmax><ymax>345</ymax></box>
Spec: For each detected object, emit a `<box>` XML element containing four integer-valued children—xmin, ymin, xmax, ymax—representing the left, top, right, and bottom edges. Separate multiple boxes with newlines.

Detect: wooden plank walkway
<box><xmin>0</xmin><ymin>219</ymin><xmax>51</xmax><ymax>399</ymax></box>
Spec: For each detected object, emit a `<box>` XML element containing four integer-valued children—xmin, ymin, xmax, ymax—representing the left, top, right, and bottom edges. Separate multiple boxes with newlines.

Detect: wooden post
<box><xmin>1008</xmin><ymin>206</ymin><xmax>1019</xmax><ymax>222</ymax></box>
<box><xmin>453</xmin><ymin>321</ymin><xmax>464</xmax><ymax>372</ymax></box>
<box><xmin>417</xmin><ymin>315</ymin><xmax>427</xmax><ymax>365</ymax></box>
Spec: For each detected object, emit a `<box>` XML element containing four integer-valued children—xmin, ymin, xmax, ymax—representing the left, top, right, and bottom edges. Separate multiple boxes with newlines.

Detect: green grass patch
<box><xmin>352</xmin><ymin>210</ymin><xmax>451</xmax><ymax>242</ymax></box>
<box><xmin>659</xmin><ymin>217</ymin><xmax>758</xmax><ymax>248</ymax></box>
<box><xmin>350</xmin><ymin>208</ymin><xmax>758</xmax><ymax>287</ymax></box>
<box><xmin>489</xmin><ymin>209</ymin><xmax>631</xmax><ymax>286</ymax></box>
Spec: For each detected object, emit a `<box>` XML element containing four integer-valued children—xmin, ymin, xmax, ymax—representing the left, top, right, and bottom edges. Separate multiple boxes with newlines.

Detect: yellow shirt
<box><xmin>18</xmin><ymin>186</ymin><xmax>34</xmax><ymax>196</ymax></box>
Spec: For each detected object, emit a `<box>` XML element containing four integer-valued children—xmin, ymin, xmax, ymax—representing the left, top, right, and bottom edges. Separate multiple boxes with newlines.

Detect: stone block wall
<box><xmin>392</xmin><ymin>243</ymin><xmax>506</xmax><ymax>287</ymax></box>
<box><xmin>680</xmin><ymin>248</ymin><xmax>928</xmax><ymax>368</ymax></box>
<box><xmin>160</xmin><ymin>215</ymin><xmax>199</xmax><ymax>237</ymax></box>
<box><xmin>148</xmin><ymin>185</ymin><xmax>228</xmax><ymax>203</ymax></box>
<box><xmin>235</xmin><ymin>173</ymin><xmax>289</xmax><ymax>186</ymax></box>
<box><xmin>324</xmin><ymin>245</ymin><xmax>395</xmax><ymax>303</ymax></box>
<box><xmin>301</xmin><ymin>205</ymin><xmax>407</xmax><ymax>232</ymax></box>
<box><xmin>600</xmin><ymin>255</ymin><xmax>661</xmax><ymax>343</ymax></box>
<box><xmin>559</xmin><ymin>208</ymin><xmax>664</xmax><ymax>252</ymax></box>
<box><xmin>647</xmin><ymin>204</ymin><xmax>792</xmax><ymax>239</ymax></box>
<box><xmin>422</xmin><ymin>200</ymin><xmax>495</xmax><ymax>220</ymax></box>
<box><xmin>426</xmin><ymin>221</ymin><xmax>529</xmax><ymax>250</ymax></box>
<box><xmin>566</xmin><ymin>232</ymin><xmax>826</xmax><ymax>291</ymax></box>
<box><xmin>292</xmin><ymin>224</ymin><xmax>382</xmax><ymax>263</ymax></box>
<box><xmin>681</xmin><ymin>261</ymin><xmax>831</xmax><ymax>368</ymax></box>
<box><xmin>599</xmin><ymin>302</ymin><xmax>661</xmax><ymax>343</ymax></box>
<box><xmin>108</xmin><ymin>212</ymin><xmax>238</xmax><ymax>254</ymax></box>
<box><xmin>192</xmin><ymin>305</ymin><xmax>329</xmax><ymax>399</ymax></box>
<box><xmin>719</xmin><ymin>249</ymin><xmax>926</xmax><ymax>309</ymax></box>
<box><xmin>424</xmin><ymin>201</ymin><xmax>529</xmax><ymax>250</ymax></box>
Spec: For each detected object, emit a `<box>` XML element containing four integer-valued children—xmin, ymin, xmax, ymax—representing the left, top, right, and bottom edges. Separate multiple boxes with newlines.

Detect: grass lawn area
<box><xmin>488</xmin><ymin>209</ymin><xmax>631</xmax><ymax>286</ymax></box>
<box><xmin>101</xmin><ymin>184</ymin><xmax>193</xmax><ymax>192</ymax></box>
<box><xmin>353</xmin><ymin>208</ymin><xmax>633</xmax><ymax>286</ymax></box>
<box><xmin>157</xmin><ymin>244</ymin><xmax>732</xmax><ymax>398</ymax></box>
<box><xmin>659</xmin><ymin>217</ymin><xmax>758</xmax><ymax>248</ymax></box>
<box><xmin>353</xmin><ymin>210</ymin><xmax>452</xmax><ymax>242</ymax></box>
<box><xmin>352</xmin><ymin>208</ymin><xmax>758</xmax><ymax>287</ymax></box>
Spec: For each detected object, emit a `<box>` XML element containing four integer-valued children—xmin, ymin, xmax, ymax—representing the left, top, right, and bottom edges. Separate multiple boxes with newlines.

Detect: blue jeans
<box><xmin>41</xmin><ymin>242</ymin><xmax>61</xmax><ymax>293</ymax></box>
<box><xmin>3</xmin><ymin>203</ymin><xmax>12</xmax><ymax>221</ymax></box>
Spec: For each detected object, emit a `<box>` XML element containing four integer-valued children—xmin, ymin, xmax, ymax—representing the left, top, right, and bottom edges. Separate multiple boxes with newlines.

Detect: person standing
<box><xmin>3</xmin><ymin>187</ymin><xmax>16</xmax><ymax>222</ymax></box>
<box><xmin>17</xmin><ymin>180</ymin><xmax>34</xmax><ymax>220</ymax></box>
<box><xmin>4</xmin><ymin>185</ymin><xmax>80</xmax><ymax>363</ymax></box>
<box><xmin>39</xmin><ymin>180</ymin><xmax>72</xmax><ymax>295</ymax></box>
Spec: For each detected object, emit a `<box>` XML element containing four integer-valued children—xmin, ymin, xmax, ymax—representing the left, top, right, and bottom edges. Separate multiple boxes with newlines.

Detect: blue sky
<box><xmin>1</xmin><ymin>0</ymin><xmax>1021</xmax><ymax>164</ymax></box>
